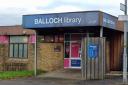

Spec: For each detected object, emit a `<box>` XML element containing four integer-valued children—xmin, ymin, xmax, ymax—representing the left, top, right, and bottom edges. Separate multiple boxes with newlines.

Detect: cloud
<box><xmin>55</xmin><ymin>0</ymin><xmax>123</xmax><ymax>15</ymax></box>
<box><xmin>45</xmin><ymin>5</ymin><xmax>85</xmax><ymax>13</ymax></box>
<box><xmin>0</xmin><ymin>14</ymin><xmax>21</xmax><ymax>26</ymax></box>
<box><xmin>0</xmin><ymin>0</ymin><xmax>53</xmax><ymax>8</ymax></box>
<box><xmin>0</xmin><ymin>0</ymin><xmax>124</xmax><ymax>26</ymax></box>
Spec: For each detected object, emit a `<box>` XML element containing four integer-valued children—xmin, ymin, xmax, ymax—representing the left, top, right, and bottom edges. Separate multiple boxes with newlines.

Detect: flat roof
<box><xmin>22</xmin><ymin>11</ymin><xmax>124</xmax><ymax>32</ymax></box>
<box><xmin>0</xmin><ymin>25</ymin><xmax>35</xmax><ymax>35</ymax></box>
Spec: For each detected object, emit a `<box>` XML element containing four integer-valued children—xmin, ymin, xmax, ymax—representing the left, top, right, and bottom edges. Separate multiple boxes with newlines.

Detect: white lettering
<box><xmin>34</xmin><ymin>18</ymin><xmax>45</xmax><ymax>24</ymax></box>
<box><xmin>54</xmin><ymin>18</ymin><xmax>63</xmax><ymax>23</ymax></box>
<box><xmin>34</xmin><ymin>17</ymin><xmax>81</xmax><ymax>25</ymax></box>
<box><xmin>49</xmin><ymin>18</ymin><xmax>54</xmax><ymax>24</ymax></box>
<box><xmin>64</xmin><ymin>17</ymin><xmax>81</xmax><ymax>24</ymax></box>
<box><xmin>103</xmin><ymin>18</ymin><xmax>115</xmax><ymax>25</ymax></box>
<box><xmin>38</xmin><ymin>18</ymin><xmax>44</xmax><ymax>24</ymax></box>
<box><xmin>77</xmin><ymin>18</ymin><xmax>81</xmax><ymax>24</ymax></box>
<box><xmin>34</xmin><ymin>19</ymin><xmax>38</xmax><ymax>24</ymax></box>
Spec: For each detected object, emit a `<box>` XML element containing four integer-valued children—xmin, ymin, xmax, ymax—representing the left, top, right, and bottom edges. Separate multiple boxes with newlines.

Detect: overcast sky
<box><xmin>0</xmin><ymin>0</ymin><xmax>125</xmax><ymax>26</ymax></box>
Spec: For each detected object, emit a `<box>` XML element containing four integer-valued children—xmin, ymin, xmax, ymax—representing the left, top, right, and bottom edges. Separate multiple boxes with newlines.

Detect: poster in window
<box><xmin>71</xmin><ymin>59</ymin><xmax>81</xmax><ymax>67</ymax></box>
<box><xmin>71</xmin><ymin>43</ymin><xmax>80</xmax><ymax>58</ymax></box>
<box><xmin>64</xmin><ymin>59</ymin><xmax>69</xmax><ymax>68</ymax></box>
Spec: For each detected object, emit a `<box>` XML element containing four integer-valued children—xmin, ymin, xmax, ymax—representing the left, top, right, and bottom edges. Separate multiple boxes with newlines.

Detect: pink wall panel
<box><xmin>28</xmin><ymin>35</ymin><xmax>36</xmax><ymax>43</ymax></box>
<box><xmin>64</xmin><ymin>59</ymin><xmax>69</xmax><ymax>68</ymax></box>
<box><xmin>0</xmin><ymin>35</ymin><xmax>9</xmax><ymax>44</ymax></box>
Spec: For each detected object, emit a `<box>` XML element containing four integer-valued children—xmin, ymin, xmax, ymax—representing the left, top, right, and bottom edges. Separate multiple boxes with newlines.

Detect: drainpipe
<box><xmin>100</xmin><ymin>27</ymin><xmax>103</xmax><ymax>37</ymax></box>
<box><xmin>34</xmin><ymin>31</ymin><xmax>37</xmax><ymax>77</ymax></box>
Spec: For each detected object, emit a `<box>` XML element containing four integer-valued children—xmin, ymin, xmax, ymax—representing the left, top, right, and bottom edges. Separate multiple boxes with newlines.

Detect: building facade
<box><xmin>0</xmin><ymin>11</ymin><xmax>123</xmax><ymax>79</ymax></box>
<box><xmin>22</xmin><ymin>11</ymin><xmax>124</xmax><ymax>79</ymax></box>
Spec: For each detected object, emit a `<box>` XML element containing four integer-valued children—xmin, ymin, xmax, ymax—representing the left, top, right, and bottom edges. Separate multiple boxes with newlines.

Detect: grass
<box><xmin>0</xmin><ymin>70</ymin><xmax>34</xmax><ymax>79</ymax></box>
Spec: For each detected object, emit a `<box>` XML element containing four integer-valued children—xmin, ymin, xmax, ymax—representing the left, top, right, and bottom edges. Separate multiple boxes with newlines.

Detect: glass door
<box><xmin>64</xmin><ymin>33</ymin><xmax>84</xmax><ymax>69</ymax></box>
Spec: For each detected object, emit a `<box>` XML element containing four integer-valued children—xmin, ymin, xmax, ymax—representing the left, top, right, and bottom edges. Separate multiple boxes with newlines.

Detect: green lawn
<box><xmin>0</xmin><ymin>70</ymin><xmax>34</xmax><ymax>79</ymax></box>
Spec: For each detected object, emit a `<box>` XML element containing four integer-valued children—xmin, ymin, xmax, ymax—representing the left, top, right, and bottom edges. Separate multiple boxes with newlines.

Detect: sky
<box><xmin>0</xmin><ymin>0</ymin><xmax>125</xmax><ymax>26</ymax></box>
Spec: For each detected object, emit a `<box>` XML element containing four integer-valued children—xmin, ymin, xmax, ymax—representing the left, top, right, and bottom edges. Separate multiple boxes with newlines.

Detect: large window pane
<box><xmin>9</xmin><ymin>44</ymin><xmax>28</xmax><ymax>58</ymax></box>
<box><xmin>14</xmin><ymin>44</ymin><xmax>18</xmax><ymax>58</ymax></box>
<box><xmin>64</xmin><ymin>42</ymin><xmax>70</xmax><ymax>58</ymax></box>
<box><xmin>23</xmin><ymin>44</ymin><xmax>28</xmax><ymax>58</ymax></box>
<box><xmin>65</xmin><ymin>34</ymin><xmax>70</xmax><ymax>41</ymax></box>
<box><xmin>19</xmin><ymin>44</ymin><xmax>23</xmax><ymax>58</ymax></box>
<box><xmin>10</xmin><ymin>36</ymin><xmax>28</xmax><ymax>43</ymax></box>
<box><xmin>9</xmin><ymin>44</ymin><xmax>13</xmax><ymax>57</ymax></box>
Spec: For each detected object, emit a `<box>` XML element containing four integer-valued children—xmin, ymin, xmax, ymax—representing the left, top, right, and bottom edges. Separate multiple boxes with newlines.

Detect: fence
<box><xmin>2</xmin><ymin>63</ymin><xmax>28</xmax><ymax>71</ymax></box>
<box><xmin>81</xmin><ymin>37</ymin><xmax>105</xmax><ymax>80</ymax></box>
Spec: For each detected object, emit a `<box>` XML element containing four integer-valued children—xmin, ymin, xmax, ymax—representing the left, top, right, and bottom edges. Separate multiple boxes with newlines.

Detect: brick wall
<box><xmin>0</xmin><ymin>44</ymin><xmax>35</xmax><ymax>71</ymax></box>
<box><xmin>37</xmin><ymin>43</ymin><xmax>64</xmax><ymax>72</ymax></box>
<box><xmin>0</xmin><ymin>42</ymin><xmax>64</xmax><ymax>72</ymax></box>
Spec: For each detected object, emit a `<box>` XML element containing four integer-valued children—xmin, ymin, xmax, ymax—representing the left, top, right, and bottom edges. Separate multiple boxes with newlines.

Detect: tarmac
<box><xmin>38</xmin><ymin>69</ymin><xmax>82</xmax><ymax>80</ymax></box>
<box><xmin>38</xmin><ymin>69</ymin><xmax>127</xmax><ymax>85</ymax></box>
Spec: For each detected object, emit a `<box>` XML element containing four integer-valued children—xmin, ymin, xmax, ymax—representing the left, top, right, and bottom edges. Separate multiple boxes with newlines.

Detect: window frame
<box><xmin>9</xmin><ymin>35</ymin><xmax>28</xmax><ymax>59</ymax></box>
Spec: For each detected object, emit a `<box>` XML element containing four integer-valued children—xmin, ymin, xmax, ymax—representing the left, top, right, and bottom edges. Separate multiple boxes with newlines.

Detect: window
<box><xmin>9</xmin><ymin>36</ymin><xmax>28</xmax><ymax>58</ymax></box>
<box><xmin>38</xmin><ymin>35</ymin><xmax>64</xmax><ymax>43</ymax></box>
<box><xmin>45</xmin><ymin>35</ymin><xmax>54</xmax><ymax>42</ymax></box>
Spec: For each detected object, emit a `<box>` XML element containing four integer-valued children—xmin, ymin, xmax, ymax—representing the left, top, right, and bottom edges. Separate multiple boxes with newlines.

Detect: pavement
<box><xmin>38</xmin><ymin>69</ymin><xmax>82</xmax><ymax>80</ymax></box>
<box><xmin>0</xmin><ymin>69</ymin><xmax>125</xmax><ymax>85</ymax></box>
<box><xmin>0</xmin><ymin>77</ymin><xmax>125</xmax><ymax>85</ymax></box>
<box><xmin>36</xmin><ymin>69</ymin><xmax>125</xmax><ymax>85</ymax></box>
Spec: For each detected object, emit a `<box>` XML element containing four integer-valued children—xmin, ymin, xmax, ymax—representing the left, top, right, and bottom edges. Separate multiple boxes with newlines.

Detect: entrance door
<box><xmin>64</xmin><ymin>33</ymin><xmax>83</xmax><ymax>69</ymax></box>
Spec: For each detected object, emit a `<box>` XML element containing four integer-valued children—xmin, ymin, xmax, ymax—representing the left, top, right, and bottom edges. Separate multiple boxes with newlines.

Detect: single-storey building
<box><xmin>22</xmin><ymin>11</ymin><xmax>124</xmax><ymax>79</ymax></box>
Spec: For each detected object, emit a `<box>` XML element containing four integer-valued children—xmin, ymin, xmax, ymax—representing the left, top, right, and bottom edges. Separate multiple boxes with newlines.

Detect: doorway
<box><xmin>64</xmin><ymin>33</ymin><xmax>85</xmax><ymax>69</ymax></box>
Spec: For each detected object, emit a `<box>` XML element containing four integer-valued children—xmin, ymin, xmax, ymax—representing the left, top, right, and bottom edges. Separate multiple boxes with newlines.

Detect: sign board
<box><xmin>71</xmin><ymin>59</ymin><xmax>81</xmax><ymax>67</ymax></box>
<box><xmin>102</xmin><ymin>13</ymin><xmax>117</xmax><ymax>29</ymax></box>
<box><xmin>22</xmin><ymin>11</ymin><xmax>118</xmax><ymax>30</ymax></box>
<box><xmin>118</xmin><ymin>15</ymin><xmax>128</xmax><ymax>21</ymax></box>
<box><xmin>120</xmin><ymin>3</ymin><xmax>125</xmax><ymax>12</ymax></box>
<box><xmin>22</xmin><ymin>12</ymin><xmax>99</xmax><ymax>28</ymax></box>
<box><xmin>87</xmin><ymin>44</ymin><xmax>98</xmax><ymax>58</ymax></box>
